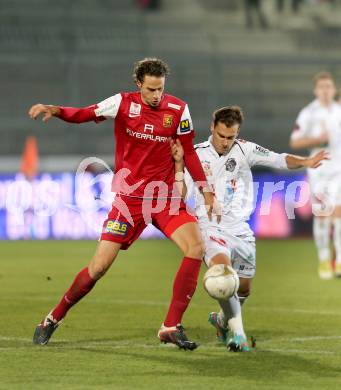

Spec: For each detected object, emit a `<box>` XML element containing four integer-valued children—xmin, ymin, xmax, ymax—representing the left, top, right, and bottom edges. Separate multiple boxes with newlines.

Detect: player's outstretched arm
<box><xmin>285</xmin><ymin>150</ymin><xmax>329</xmax><ymax>169</ymax></box>
<box><xmin>28</xmin><ymin>103</ymin><xmax>98</xmax><ymax>123</ymax></box>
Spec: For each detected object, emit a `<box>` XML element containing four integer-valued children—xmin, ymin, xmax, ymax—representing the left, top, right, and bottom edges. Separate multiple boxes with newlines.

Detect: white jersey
<box><xmin>184</xmin><ymin>137</ymin><xmax>287</xmax><ymax>236</ymax></box>
<box><xmin>290</xmin><ymin>99</ymin><xmax>341</xmax><ymax>177</ymax></box>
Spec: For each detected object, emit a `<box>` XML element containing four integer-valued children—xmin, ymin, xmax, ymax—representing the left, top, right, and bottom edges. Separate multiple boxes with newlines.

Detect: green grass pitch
<box><xmin>1</xmin><ymin>239</ymin><xmax>341</xmax><ymax>389</ymax></box>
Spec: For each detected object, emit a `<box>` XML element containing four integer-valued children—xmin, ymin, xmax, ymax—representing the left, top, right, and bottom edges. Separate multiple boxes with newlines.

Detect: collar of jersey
<box><xmin>313</xmin><ymin>98</ymin><xmax>337</xmax><ymax>111</ymax></box>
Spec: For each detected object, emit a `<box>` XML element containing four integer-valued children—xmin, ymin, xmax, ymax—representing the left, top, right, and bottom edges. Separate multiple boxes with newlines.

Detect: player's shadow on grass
<box><xmin>107</xmin><ymin>349</ymin><xmax>341</xmax><ymax>383</ymax></box>
<box><xmin>47</xmin><ymin>325</ymin><xmax>341</xmax><ymax>383</ymax></box>
<box><xmin>55</xmin><ymin>333</ymin><xmax>341</xmax><ymax>382</ymax></box>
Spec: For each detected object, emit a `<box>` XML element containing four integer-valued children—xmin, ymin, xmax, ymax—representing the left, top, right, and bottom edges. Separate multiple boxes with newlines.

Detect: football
<box><xmin>203</xmin><ymin>264</ymin><xmax>239</xmax><ymax>300</ymax></box>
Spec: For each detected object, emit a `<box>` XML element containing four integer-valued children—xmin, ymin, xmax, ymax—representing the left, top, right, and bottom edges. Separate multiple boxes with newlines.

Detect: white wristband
<box><xmin>175</xmin><ymin>171</ymin><xmax>184</xmax><ymax>181</ymax></box>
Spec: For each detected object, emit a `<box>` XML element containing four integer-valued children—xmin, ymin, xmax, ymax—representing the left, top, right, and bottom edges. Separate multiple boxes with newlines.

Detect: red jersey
<box><xmin>58</xmin><ymin>91</ymin><xmax>208</xmax><ymax>198</ymax></box>
<box><xmin>94</xmin><ymin>91</ymin><xmax>195</xmax><ymax>198</ymax></box>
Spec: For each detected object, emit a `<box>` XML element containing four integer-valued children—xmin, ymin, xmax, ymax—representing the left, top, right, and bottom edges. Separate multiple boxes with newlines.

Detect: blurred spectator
<box><xmin>244</xmin><ymin>0</ymin><xmax>269</xmax><ymax>29</ymax></box>
<box><xmin>277</xmin><ymin>0</ymin><xmax>303</xmax><ymax>13</ymax></box>
<box><xmin>137</xmin><ymin>0</ymin><xmax>162</xmax><ymax>10</ymax></box>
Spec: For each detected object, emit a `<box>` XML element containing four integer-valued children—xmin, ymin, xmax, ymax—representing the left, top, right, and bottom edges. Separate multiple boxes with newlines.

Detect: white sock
<box><xmin>313</xmin><ymin>217</ymin><xmax>331</xmax><ymax>261</ymax></box>
<box><xmin>333</xmin><ymin>218</ymin><xmax>341</xmax><ymax>265</ymax></box>
<box><xmin>239</xmin><ymin>296</ymin><xmax>248</xmax><ymax>307</ymax></box>
<box><xmin>218</xmin><ymin>294</ymin><xmax>246</xmax><ymax>338</ymax></box>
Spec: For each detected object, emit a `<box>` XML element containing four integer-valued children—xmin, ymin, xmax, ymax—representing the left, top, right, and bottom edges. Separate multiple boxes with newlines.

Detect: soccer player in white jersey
<box><xmin>290</xmin><ymin>72</ymin><xmax>341</xmax><ymax>279</ymax></box>
<box><xmin>171</xmin><ymin>106</ymin><xmax>327</xmax><ymax>351</ymax></box>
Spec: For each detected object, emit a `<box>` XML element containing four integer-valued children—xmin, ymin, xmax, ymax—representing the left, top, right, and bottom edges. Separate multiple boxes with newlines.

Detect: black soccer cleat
<box><xmin>33</xmin><ymin>312</ymin><xmax>60</xmax><ymax>345</ymax></box>
<box><xmin>158</xmin><ymin>324</ymin><xmax>198</xmax><ymax>350</ymax></box>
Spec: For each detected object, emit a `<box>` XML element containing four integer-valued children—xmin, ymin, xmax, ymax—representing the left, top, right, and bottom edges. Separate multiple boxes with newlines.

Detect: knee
<box><xmin>185</xmin><ymin>240</ymin><xmax>205</xmax><ymax>260</ymax></box>
<box><xmin>238</xmin><ymin>286</ymin><xmax>251</xmax><ymax>298</ymax></box>
<box><xmin>238</xmin><ymin>276</ymin><xmax>252</xmax><ymax>298</ymax></box>
<box><xmin>88</xmin><ymin>256</ymin><xmax>113</xmax><ymax>280</ymax></box>
<box><xmin>88</xmin><ymin>241</ymin><xmax>120</xmax><ymax>280</ymax></box>
<box><xmin>88</xmin><ymin>262</ymin><xmax>107</xmax><ymax>280</ymax></box>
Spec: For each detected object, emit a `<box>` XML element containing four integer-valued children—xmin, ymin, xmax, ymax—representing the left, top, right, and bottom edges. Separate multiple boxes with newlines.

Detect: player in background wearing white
<box><xmin>290</xmin><ymin>72</ymin><xmax>341</xmax><ymax>279</ymax></box>
<box><xmin>337</xmin><ymin>89</ymin><xmax>341</xmax><ymax>106</ymax></box>
<box><xmin>171</xmin><ymin>106</ymin><xmax>327</xmax><ymax>351</ymax></box>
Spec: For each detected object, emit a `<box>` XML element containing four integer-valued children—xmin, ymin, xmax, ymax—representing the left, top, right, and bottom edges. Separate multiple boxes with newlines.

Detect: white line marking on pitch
<box><xmin>0</xmin><ymin>336</ymin><xmax>32</xmax><ymax>342</ymax></box>
<box><xmin>276</xmin><ymin>335</ymin><xmax>341</xmax><ymax>342</ymax></box>
<box><xmin>3</xmin><ymin>296</ymin><xmax>341</xmax><ymax>317</ymax></box>
<box><xmin>2</xmin><ymin>296</ymin><xmax>341</xmax><ymax>316</ymax></box>
<box><xmin>0</xmin><ymin>296</ymin><xmax>169</xmax><ymax>306</ymax></box>
<box><xmin>247</xmin><ymin>306</ymin><xmax>341</xmax><ymax>316</ymax></box>
<box><xmin>262</xmin><ymin>348</ymin><xmax>336</xmax><ymax>355</ymax></box>
<box><xmin>259</xmin><ymin>335</ymin><xmax>341</xmax><ymax>344</ymax></box>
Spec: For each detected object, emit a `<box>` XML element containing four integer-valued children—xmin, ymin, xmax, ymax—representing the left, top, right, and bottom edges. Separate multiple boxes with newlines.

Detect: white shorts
<box><xmin>202</xmin><ymin>227</ymin><xmax>256</xmax><ymax>279</ymax></box>
<box><xmin>308</xmin><ymin>170</ymin><xmax>341</xmax><ymax>208</ymax></box>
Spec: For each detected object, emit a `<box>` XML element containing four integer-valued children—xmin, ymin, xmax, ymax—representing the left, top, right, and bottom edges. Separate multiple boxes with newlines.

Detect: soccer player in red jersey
<box><xmin>28</xmin><ymin>58</ymin><xmax>219</xmax><ymax>349</ymax></box>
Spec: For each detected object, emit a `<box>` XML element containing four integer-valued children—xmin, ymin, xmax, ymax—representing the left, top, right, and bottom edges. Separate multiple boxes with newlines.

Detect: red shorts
<box><xmin>100</xmin><ymin>195</ymin><xmax>197</xmax><ymax>249</ymax></box>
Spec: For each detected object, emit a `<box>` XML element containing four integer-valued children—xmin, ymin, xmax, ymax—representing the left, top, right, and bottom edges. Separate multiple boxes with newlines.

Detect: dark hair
<box><xmin>313</xmin><ymin>71</ymin><xmax>334</xmax><ymax>86</ymax></box>
<box><xmin>212</xmin><ymin>106</ymin><xmax>244</xmax><ymax>127</ymax></box>
<box><xmin>133</xmin><ymin>58</ymin><xmax>170</xmax><ymax>83</ymax></box>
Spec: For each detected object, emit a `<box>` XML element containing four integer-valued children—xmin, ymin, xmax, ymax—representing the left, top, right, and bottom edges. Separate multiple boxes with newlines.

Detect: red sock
<box><xmin>51</xmin><ymin>267</ymin><xmax>96</xmax><ymax>322</ymax></box>
<box><xmin>163</xmin><ymin>257</ymin><xmax>202</xmax><ymax>327</ymax></box>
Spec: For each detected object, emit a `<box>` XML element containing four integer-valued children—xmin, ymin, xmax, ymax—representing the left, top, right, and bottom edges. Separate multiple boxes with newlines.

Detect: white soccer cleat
<box><xmin>318</xmin><ymin>260</ymin><xmax>333</xmax><ymax>280</ymax></box>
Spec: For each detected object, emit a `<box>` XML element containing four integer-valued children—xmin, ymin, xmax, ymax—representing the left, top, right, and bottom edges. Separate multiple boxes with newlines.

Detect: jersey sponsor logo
<box><xmin>95</xmin><ymin>103</ymin><xmax>116</xmax><ymax>117</ymax></box>
<box><xmin>180</xmin><ymin>119</ymin><xmax>191</xmax><ymax>133</ymax></box>
<box><xmin>163</xmin><ymin>114</ymin><xmax>173</xmax><ymax>128</ymax></box>
<box><xmin>144</xmin><ymin>124</ymin><xmax>154</xmax><ymax>133</ymax></box>
<box><xmin>254</xmin><ymin>145</ymin><xmax>269</xmax><ymax>156</ymax></box>
<box><xmin>225</xmin><ymin>158</ymin><xmax>237</xmax><ymax>172</ymax></box>
<box><xmin>104</xmin><ymin>220</ymin><xmax>129</xmax><ymax>236</ymax></box>
<box><xmin>129</xmin><ymin>102</ymin><xmax>141</xmax><ymax>117</ymax></box>
<box><xmin>126</xmin><ymin>128</ymin><xmax>168</xmax><ymax>143</ymax></box>
<box><xmin>168</xmin><ymin>102</ymin><xmax>181</xmax><ymax>110</ymax></box>
<box><xmin>239</xmin><ymin>263</ymin><xmax>254</xmax><ymax>271</ymax></box>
